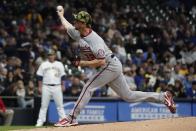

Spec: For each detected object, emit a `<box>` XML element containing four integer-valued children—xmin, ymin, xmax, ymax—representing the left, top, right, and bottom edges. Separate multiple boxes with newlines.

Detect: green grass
<box><xmin>0</xmin><ymin>126</ymin><xmax>37</xmax><ymax>131</ymax></box>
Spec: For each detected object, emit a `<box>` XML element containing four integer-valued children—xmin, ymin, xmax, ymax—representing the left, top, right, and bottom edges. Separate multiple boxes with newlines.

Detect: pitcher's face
<box><xmin>74</xmin><ymin>20</ymin><xmax>86</xmax><ymax>31</ymax></box>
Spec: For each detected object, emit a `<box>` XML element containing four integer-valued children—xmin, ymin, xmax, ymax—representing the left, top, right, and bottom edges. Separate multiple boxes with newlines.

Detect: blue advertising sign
<box><xmin>48</xmin><ymin>101</ymin><xmax>117</xmax><ymax>123</ymax></box>
<box><xmin>193</xmin><ymin>102</ymin><xmax>196</xmax><ymax>116</ymax></box>
<box><xmin>118</xmin><ymin>102</ymin><xmax>191</xmax><ymax>121</ymax></box>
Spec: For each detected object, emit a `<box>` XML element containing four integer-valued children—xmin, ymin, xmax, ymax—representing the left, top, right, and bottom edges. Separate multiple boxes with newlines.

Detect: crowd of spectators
<box><xmin>0</xmin><ymin>0</ymin><xmax>196</xmax><ymax>107</ymax></box>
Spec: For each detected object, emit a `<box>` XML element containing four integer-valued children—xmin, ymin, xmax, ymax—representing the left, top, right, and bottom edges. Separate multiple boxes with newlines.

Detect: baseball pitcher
<box><xmin>36</xmin><ymin>50</ymin><xmax>66</xmax><ymax>127</ymax></box>
<box><xmin>55</xmin><ymin>6</ymin><xmax>176</xmax><ymax>127</ymax></box>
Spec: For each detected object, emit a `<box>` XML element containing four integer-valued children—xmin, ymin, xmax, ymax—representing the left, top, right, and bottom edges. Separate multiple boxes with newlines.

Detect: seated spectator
<box><xmin>5</xmin><ymin>57</ymin><xmax>15</xmax><ymax>72</ymax></box>
<box><xmin>16</xmin><ymin>80</ymin><xmax>34</xmax><ymax>108</ymax></box>
<box><xmin>192</xmin><ymin>81</ymin><xmax>196</xmax><ymax>99</ymax></box>
<box><xmin>52</xmin><ymin>45</ymin><xmax>62</xmax><ymax>60</ymax></box>
<box><xmin>183</xmin><ymin>75</ymin><xmax>193</xmax><ymax>97</ymax></box>
<box><xmin>13</xmin><ymin>66</ymin><xmax>24</xmax><ymax>81</ymax></box>
<box><xmin>132</xmin><ymin>49</ymin><xmax>145</xmax><ymax>66</ymax></box>
<box><xmin>0</xmin><ymin>65</ymin><xmax>7</xmax><ymax>85</ymax></box>
<box><xmin>5</xmin><ymin>72</ymin><xmax>14</xmax><ymax>87</ymax></box>
<box><xmin>64</xmin><ymin>75</ymin><xmax>74</xmax><ymax>96</ymax></box>
<box><xmin>173</xmin><ymin>79</ymin><xmax>186</xmax><ymax>98</ymax></box>
<box><xmin>26</xmin><ymin>80</ymin><xmax>34</xmax><ymax>97</ymax></box>
<box><xmin>4</xmin><ymin>37</ymin><xmax>17</xmax><ymax>58</ymax></box>
<box><xmin>70</xmin><ymin>77</ymin><xmax>83</xmax><ymax>97</ymax></box>
<box><xmin>169</xmin><ymin>64</ymin><xmax>183</xmax><ymax>83</ymax></box>
<box><xmin>1</xmin><ymin>71</ymin><xmax>14</xmax><ymax>95</ymax></box>
<box><xmin>0</xmin><ymin>97</ymin><xmax>14</xmax><ymax>125</ymax></box>
<box><xmin>71</xmin><ymin>86</ymin><xmax>81</xmax><ymax>97</ymax></box>
<box><xmin>35</xmin><ymin>52</ymin><xmax>47</xmax><ymax>66</ymax></box>
<box><xmin>26</xmin><ymin>9</ymin><xmax>43</xmax><ymax>26</ymax></box>
<box><xmin>143</xmin><ymin>73</ymin><xmax>156</xmax><ymax>92</ymax></box>
<box><xmin>156</xmin><ymin>80</ymin><xmax>168</xmax><ymax>93</ymax></box>
<box><xmin>115</xmin><ymin>37</ymin><xmax>127</xmax><ymax>64</ymax></box>
<box><xmin>186</xmin><ymin>81</ymin><xmax>196</xmax><ymax>98</ymax></box>
<box><xmin>143</xmin><ymin>47</ymin><xmax>156</xmax><ymax>63</ymax></box>
<box><xmin>163</xmin><ymin>51</ymin><xmax>177</xmax><ymax>66</ymax></box>
<box><xmin>145</xmin><ymin>65</ymin><xmax>159</xmax><ymax>92</ymax></box>
<box><xmin>0</xmin><ymin>58</ymin><xmax>6</xmax><ymax>90</ymax></box>
<box><xmin>178</xmin><ymin>64</ymin><xmax>189</xmax><ymax>76</ymax></box>
<box><xmin>107</xmin><ymin>23</ymin><xmax>118</xmax><ymax>40</ymax></box>
<box><xmin>111</xmin><ymin>32</ymin><xmax>127</xmax><ymax>63</ymax></box>
<box><xmin>28</xmin><ymin>56</ymin><xmax>36</xmax><ymax>78</ymax></box>
<box><xmin>134</xmin><ymin>67</ymin><xmax>146</xmax><ymax>91</ymax></box>
<box><xmin>123</xmin><ymin>67</ymin><xmax>137</xmax><ymax>91</ymax></box>
<box><xmin>179</xmin><ymin>43</ymin><xmax>196</xmax><ymax>64</ymax></box>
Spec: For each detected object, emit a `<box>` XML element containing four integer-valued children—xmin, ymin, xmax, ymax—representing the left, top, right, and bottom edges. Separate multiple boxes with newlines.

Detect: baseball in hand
<box><xmin>57</xmin><ymin>5</ymin><xmax>63</xmax><ymax>12</ymax></box>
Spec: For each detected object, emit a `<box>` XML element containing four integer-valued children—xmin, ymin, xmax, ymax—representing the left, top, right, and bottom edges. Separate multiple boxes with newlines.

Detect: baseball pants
<box><xmin>70</xmin><ymin>56</ymin><xmax>165</xmax><ymax>119</ymax></box>
<box><xmin>37</xmin><ymin>85</ymin><xmax>65</xmax><ymax>123</ymax></box>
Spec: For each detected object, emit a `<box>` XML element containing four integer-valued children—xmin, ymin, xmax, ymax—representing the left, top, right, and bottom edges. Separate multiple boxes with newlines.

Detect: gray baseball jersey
<box><xmin>66</xmin><ymin>27</ymin><xmax>165</xmax><ymax>119</ymax></box>
<box><xmin>67</xmin><ymin>27</ymin><xmax>113</xmax><ymax>62</ymax></box>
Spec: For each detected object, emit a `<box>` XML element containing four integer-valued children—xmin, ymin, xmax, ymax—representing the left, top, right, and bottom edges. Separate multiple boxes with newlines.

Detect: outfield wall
<box><xmin>47</xmin><ymin>98</ymin><xmax>196</xmax><ymax>123</ymax></box>
<box><xmin>1</xmin><ymin>97</ymin><xmax>195</xmax><ymax>125</ymax></box>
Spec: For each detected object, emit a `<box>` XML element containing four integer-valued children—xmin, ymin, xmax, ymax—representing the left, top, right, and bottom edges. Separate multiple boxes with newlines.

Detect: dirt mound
<box><xmin>17</xmin><ymin>117</ymin><xmax>196</xmax><ymax>131</ymax></box>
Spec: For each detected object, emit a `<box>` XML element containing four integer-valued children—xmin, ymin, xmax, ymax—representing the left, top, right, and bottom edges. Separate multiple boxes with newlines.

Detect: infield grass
<box><xmin>0</xmin><ymin>126</ymin><xmax>37</xmax><ymax>131</ymax></box>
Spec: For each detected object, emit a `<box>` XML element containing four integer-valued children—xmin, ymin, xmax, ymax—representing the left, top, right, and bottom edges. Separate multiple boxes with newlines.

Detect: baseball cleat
<box><xmin>54</xmin><ymin>117</ymin><xmax>78</xmax><ymax>127</ymax></box>
<box><xmin>35</xmin><ymin>119</ymin><xmax>44</xmax><ymax>127</ymax></box>
<box><xmin>35</xmin><ymin>122</ymin><xmax>44</xmax><ymax>127</ymax></box>
<box><xmin>164</xmin><ymin>91</ymin><xmax>176</xmax><ymax>114</ymax></box>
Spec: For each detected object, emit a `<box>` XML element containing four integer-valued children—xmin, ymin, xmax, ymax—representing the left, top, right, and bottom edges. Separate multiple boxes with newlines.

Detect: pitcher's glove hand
<box><xmin>70</xmin><ymin>56</ymin><xmax>80</xmax><ymax>67</ymax></box>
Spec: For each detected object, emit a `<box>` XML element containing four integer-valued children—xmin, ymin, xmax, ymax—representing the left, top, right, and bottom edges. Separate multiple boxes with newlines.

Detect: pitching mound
<box><xmin>18</xmin><ymin>117</ymin><xmax>196</xmax><ymax>131</ymax></box>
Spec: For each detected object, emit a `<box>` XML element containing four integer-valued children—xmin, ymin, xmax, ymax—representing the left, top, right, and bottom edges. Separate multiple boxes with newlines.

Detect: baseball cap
<box><xmin>73</xmin><ymin>11</ymin><xmax>92</xmax><ymax>27</ymax></box>
<box><xmin>47</xmin><ymin>49</ymin><xmax>56</xmax><ymax>55</ymax></box>
<box><xmin>136</xmin><ymin>49</ymin><xmax>143</xmax><ymax>54</ymax></box>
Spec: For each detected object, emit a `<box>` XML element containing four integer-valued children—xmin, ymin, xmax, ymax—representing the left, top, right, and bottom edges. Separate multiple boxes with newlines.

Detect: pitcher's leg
<box><xmin>54</xmin><ymin>64</ymin><xmax>121</xmax><ymax>127</ymax></box>
<box><xmin>109</xmin><ymin>73</ymin><xmax>165</xmax><ymax>103</ymax></box>
<box><xmin>52</xmin><ymin>86</ymin><xmax>66</xmax><ymax>121</ymax></box>
<box><xmin>69</xmin><ymin>66</ymin><xmax>119</xmax><ymax>120</ymax></box>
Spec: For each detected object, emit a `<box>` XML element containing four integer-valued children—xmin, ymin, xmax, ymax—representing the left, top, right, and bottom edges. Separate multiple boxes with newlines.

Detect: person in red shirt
<box><xmin>0</xmin><ymin>97</ymin><xmax>14</xmax><ymax>125</ymax></box>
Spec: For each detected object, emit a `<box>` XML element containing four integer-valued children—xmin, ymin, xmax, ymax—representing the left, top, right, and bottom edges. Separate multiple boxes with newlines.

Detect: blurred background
<box><xmin>0</xmin><ymin>0</ymin><xmax>196</xmax><ymax>126</ymax></box>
